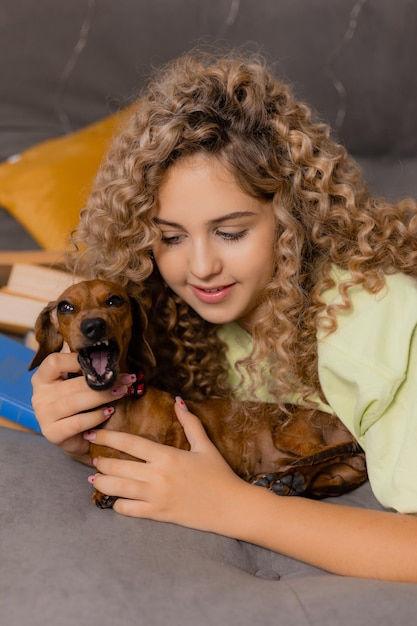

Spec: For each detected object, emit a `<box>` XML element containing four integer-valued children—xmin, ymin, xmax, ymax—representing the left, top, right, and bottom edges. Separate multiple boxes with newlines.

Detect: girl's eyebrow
<box><xmin>208</xmin><ymin>211</ymin><xmax>256</xmax><ymax>226</ymax></box>
<box><xmin>153</xmin><ymin>211</ymin><xmax>256</xmax><ymax>229</ymax></box>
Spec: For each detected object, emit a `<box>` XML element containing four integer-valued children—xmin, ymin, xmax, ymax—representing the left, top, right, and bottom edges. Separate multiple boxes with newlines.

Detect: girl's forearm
<box><xmin>84</xmin><ymin>416</ymin><xmax>417</xmax><ymax>582</ymax></box>
<box><xmin>219</xmin><ymin>482</ymin><xmax>417</xmax><ymax>582</ymax></box>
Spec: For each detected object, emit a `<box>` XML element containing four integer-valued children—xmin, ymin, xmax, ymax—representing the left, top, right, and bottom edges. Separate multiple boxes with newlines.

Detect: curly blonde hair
<box><xmin>68</xmin><ymin>51</ymin><xmax>417</xmax><ymax>406</ymax></box>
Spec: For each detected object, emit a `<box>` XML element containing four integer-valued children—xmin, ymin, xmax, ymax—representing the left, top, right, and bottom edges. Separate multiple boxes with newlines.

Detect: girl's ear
<box><xmin>29</xmin><ymin>302</ymin><xmax>64</xmax><ymax>370</ymax></box>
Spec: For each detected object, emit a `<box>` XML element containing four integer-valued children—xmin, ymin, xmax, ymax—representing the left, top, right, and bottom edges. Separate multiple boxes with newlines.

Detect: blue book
<box><xmin>0</xmin><ymin>333</ymin><xmax>41</xmax><ymax>433</ymax></box>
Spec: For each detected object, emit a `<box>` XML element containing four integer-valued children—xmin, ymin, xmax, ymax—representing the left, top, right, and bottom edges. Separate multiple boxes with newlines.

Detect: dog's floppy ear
<box><xmin>29</xmin><ymin>301</ymin><xmax>64</xmax><ymax>370</ymax></box>
<box><xmin>128</xmin><ymin>294</ymin><xmax>157</xmax><ymax>371</ymax></box>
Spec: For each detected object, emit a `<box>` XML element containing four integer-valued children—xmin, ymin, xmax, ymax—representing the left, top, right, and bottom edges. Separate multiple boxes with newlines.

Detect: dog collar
<box><xmin>126</xmin><ymin>371</ymin><xmax>145</xmax><ymax>398</ymax></box>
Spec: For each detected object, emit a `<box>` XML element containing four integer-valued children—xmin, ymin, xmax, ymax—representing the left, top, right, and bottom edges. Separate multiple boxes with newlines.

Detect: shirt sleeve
<box><xmin>318</xmin><ymin>271</ymin><xmax>417</xmax><ymax>513</ymax></box>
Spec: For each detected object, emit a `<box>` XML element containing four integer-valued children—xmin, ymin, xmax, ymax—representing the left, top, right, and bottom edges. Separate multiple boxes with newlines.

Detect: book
<box><xmin>6</xmin><ymin>263</ymin><xmax>80</xmax><ymax>302</ymax></box>
<box><xmin>0</xmin><ymin>333</ymin><xmax>41</xmax><ymax>433</ymax></box>
<box><xmin>0</xmin><ymin>291</ymin><xmax>46</xmax><ymax>335</ymax></box>
<box><xmin>0</xmin><ymin>262</ymin><xmax>82</xmax><ymax>335</ymax></box>
<box><xmin>0</xmin><ymin>250</ymin><xmax>65</xmax><ymax>265</ymax></box>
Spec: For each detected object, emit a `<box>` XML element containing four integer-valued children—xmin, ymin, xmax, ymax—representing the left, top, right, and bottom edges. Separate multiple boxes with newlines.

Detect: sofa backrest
<box><xmin>0</xmin><ymin>0</ymin><xmax>416</xmax><ymax>161</ymax></box>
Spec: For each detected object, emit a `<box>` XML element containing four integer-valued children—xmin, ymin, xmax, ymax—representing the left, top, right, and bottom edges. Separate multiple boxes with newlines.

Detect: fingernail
<box><xmin>175</xmin><ymin>396</ymin><xmax>188</xmax><ymax>411</ymax></box>
<box><xmin>83</xmin><ymin>431</ymin><xmax>96</xmax><ymax>441</ymax></box>
<box><xmin>119</xmin><ymin>374</ymin><xmax>136</xmax><ymax>384</ymax></box>
<box><xmin>103</xmin><ymin>406</ymin><xmax>115</xmax><ymax>418</ymax></box>
<box><xmin>111</xmin><ymin>385</ymin><xmax>127</xmax><ymax>396</ymax></box>
<box><xmin>88</xmin><ymin>475</ymin><xmax>95</xmax><ymax>484</ymax></box>
<box><xmin>92</xmin><ymin>457</ymin><xmax>98</xmax><ymax>467</ymax></box>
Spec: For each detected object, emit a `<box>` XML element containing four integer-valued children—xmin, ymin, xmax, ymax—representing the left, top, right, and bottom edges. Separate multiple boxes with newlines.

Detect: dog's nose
<box><xmin>81</xmin><ymin>317</ymin><xmax>107</xmax><ymax>341</ymax></box>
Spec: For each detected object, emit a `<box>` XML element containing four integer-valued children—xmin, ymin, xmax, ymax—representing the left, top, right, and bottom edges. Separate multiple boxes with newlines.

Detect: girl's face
<box><xmin>152</xmin><ymin>156</ymin><xmax>276</xmax><ymax>328</ymax></box>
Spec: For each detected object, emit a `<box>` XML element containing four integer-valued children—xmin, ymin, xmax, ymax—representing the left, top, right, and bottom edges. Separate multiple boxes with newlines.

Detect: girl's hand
<box><xmin>31</xmin><ymin>352</ymin><xmax>132</xmax><ymax>463</ymax></box>
<box><xmin>85</xmin><ymin>398</ymin><xmax>251</xmax><ymax>532</ymax></box>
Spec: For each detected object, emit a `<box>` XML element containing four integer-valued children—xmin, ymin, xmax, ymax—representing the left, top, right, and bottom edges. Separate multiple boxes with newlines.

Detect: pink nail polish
<box><xmin>88</xmin><ymin>475</ymin><xmax>95</xmax><ymax>484</ymax></box>
<box><xmin>175</xmin><ymin>396</ymin><xmax>188</xmax><ymax>410</ymax></box>
<box><xmin>119</xmin><ymin>374</ymin><xmax>136</xmax><ymax>384</ymax></box>
<box><xmin>103</xmin><ymin>407</ymin><xmax>115</xmax><ymax>418</ymax></box>
<box><xmin>111</xmin><ymin>385</ymin><xmax>127</xmax><ymax>396</ymax></box>
<box><xmin>83</xmin><ymin>431</ymin><xmax>96</xmax><ymax>442</ymax></box>
<box><xmin>92</xmin><ymin>458</ymin><xmax>98</xmax><ymax>467</ymax></box>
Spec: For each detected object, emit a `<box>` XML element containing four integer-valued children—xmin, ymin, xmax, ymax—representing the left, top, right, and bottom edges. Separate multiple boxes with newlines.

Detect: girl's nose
<box><xmin>189</xmin><ymin>241</ymin><xmax>222</xmax><ymax>279</ymax></box>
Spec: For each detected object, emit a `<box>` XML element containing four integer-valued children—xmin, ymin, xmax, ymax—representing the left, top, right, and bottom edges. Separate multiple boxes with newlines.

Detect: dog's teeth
<box><xmin>92</xmin><ymin>340</ymin><xmax>110</xmax><ymax>348</ymax></box>
<box><xmin>104</xmin><ymin>372</ymin><xmax>113</xmax><ymax>381</ymax></box>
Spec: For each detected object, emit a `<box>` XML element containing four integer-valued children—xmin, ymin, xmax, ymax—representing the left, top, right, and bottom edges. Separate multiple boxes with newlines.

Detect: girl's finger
<box><xmin>33</xmin><ymin>374</ymin><xmax>126</xmax><ymax>421</ymax></box>
<box><xmin>84</xmin><ymin>429</ymin><xmax>165</xmax><ymax>461</ymax></box>
<box><xmin>112</xmin><ymin>498</ymin><xmax>154</xmax><ymax>518</ymax></box>
<box><xmin>41</xmin><ymin>407</ymin><xmax>111</xmax><ymax>445</ymax></box>
<box><xmin>84</xmin><ymin>400</ymin><xmax>215</xmax><ymax>462</ymax></box>
<box><xmin>33</xmin><ymin>384</ymin><xmax>101</xmax><ymax>422</ymax></box>
<box><xmin>93</xmin><ymin>456</ymin><xmax>148</xmax><ymax>481</ymax></box>
<box><xmin>92</xmin><ymin>473</ymin><xmax>149</xmax><ymax>503</ymax></box>
<box><xmin>173</xmin><ymin>397</ymin><xmax>211</xmax><ymax>451</ymax></box>
<box><xmin>31</xmin><ymin>352</ymin><xmax>81</xmax><ymax>383</ymax></box>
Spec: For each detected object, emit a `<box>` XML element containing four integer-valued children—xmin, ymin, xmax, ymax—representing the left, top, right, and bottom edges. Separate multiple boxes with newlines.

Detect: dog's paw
<box><xmin>251</xmin><ymin>471</ymin><xmax>307</xmax><ymax>496</ymax></box>
<box><xmin>93</xmin><ymin>492</ymin><xmax>119</xmax><ymax>509</ymax></box>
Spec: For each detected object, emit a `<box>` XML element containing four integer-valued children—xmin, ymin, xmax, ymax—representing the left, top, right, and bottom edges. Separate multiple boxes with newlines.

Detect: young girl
<box><xmin>32</xmin><ymin>51</ymin><xmax>417</xmax><ymax>582</ymax></box>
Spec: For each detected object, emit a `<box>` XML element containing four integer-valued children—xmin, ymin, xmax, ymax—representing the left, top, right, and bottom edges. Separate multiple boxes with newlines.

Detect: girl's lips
<box><xmin>189</xmin><ymin>283</ymin><xmax>235</xmax><ymax>303</ymax></box>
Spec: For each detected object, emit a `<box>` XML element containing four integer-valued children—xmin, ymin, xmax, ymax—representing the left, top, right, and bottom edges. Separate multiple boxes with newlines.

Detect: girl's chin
<box><xmin>188</xmin><ymin>303</ymin><xmax>252</xmax><ymax>327</ymax></box>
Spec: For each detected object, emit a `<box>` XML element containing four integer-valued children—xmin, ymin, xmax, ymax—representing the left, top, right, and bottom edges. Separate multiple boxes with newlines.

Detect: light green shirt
<box><xmin>218</xmin><ymin>269</ymin><xmax>417</xmax><ymax>513</ymax></box>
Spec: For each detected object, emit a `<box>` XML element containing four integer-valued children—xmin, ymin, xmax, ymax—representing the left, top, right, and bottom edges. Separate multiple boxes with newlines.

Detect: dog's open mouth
<box><xmin>78</xmin><ymin>339</ymin><xmax>119</xmax><ymax>391</ymax></box>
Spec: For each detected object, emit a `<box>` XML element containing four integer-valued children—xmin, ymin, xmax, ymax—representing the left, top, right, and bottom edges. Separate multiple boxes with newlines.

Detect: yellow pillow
<box><xmin>0</xmin><ymin>107</ymin><xmax>133</xmax><ymax>250</ymax></box>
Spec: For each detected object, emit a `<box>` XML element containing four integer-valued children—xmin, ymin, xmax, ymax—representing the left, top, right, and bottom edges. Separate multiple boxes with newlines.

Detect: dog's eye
<box><xmin>106</xmin><ymin>295</ymin><xmax>125</xmax><ymax>308</ymax></box>
<box><xmin>57</xmin><ymin>300</ymin><xmax>75</xmax><ymax>314</ymax></box>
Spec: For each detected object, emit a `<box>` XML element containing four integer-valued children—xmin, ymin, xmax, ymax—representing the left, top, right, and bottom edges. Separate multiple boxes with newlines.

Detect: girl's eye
<box><xmin>216</xmin><ymin>229</ymin><xmax>248</xmax><ymax>242</ymax></box>
<box><xmin>159</xmin><ymin>230</ymin><xmax>248</xmax><ymax>245</ymax></box>
<box><xmin>160</xmin><ymin>235</ymin><xmax>183</xmax><ymax>246</ymax></box>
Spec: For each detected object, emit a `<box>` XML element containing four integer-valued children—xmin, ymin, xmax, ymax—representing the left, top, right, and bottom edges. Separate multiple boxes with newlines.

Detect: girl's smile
<box><xmin>152</xmin><ymin>156</ymin><xmax>276</xmax><ymax>327</ymax></box>
<box><xmin>189</xmin><ymin>282</ymin><xmax>237</xmax><ymax>306</ymax></box>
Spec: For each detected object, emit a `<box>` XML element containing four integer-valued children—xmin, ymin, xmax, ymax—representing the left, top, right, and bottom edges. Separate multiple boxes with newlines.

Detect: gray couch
<box><xmin>1</xmin><ymin>2</ymin><xmax>417</xmax><ymax>624</ymax></box>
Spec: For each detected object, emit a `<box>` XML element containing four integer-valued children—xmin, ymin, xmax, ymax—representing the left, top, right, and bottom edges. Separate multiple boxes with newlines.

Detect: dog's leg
<box><xmin>251</xmin><ymin>471</ymin><xmax>307</xmax><ymax>495</ymax></box>
<box><xmin>93</xmin><ymin>493</ymin><xmax>119</xmax><ymax>509</ymax></box>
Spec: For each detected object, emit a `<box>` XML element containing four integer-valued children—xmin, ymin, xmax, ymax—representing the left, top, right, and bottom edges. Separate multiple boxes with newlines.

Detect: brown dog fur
<box><xmin>30</xmin><ymin>279</ymin><xmax>367</xmax><ymax>508</ymax></box>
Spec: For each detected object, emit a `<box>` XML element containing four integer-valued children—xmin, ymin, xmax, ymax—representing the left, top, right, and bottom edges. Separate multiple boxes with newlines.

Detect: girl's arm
<box><xmin>86</xmin><ymin>399</ymin><xmax>417</xmax><ymax>583</ymax></box>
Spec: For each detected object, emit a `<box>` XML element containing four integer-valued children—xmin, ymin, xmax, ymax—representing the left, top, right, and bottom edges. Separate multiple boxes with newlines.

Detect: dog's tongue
<box><xmin>90</xmin><ymin>349</ymin><xmax>109</xmax><ymax>376</ymax></box>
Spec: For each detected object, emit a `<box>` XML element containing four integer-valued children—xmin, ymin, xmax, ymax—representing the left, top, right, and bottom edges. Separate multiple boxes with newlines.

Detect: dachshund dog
<box><xmin>29</xmin><ymin>279</ymin><xmax>367</xmax><ymax>508</ymax></box>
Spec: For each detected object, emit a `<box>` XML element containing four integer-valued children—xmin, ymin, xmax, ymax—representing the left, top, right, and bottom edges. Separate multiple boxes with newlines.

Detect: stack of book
<box><xmin>0</xmin><ymin>256</ymin><xmax>80</xmax><ymax>432</ymax></box>
<box><xmin>0</xmin><ymin>262</ymin><xmax>78</xmax><ymax>337</ymax></box>
<box><xmin>0</xmin><ymin>333</ymin><xmax>40</xmax><ymax>432</ymax></box>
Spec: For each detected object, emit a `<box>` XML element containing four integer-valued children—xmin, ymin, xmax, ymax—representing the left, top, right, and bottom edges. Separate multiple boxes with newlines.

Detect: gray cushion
<box><xmin>2</xmin><ymin>427</ymin><xmax>417</xmax><ymax>626</ymax></box>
